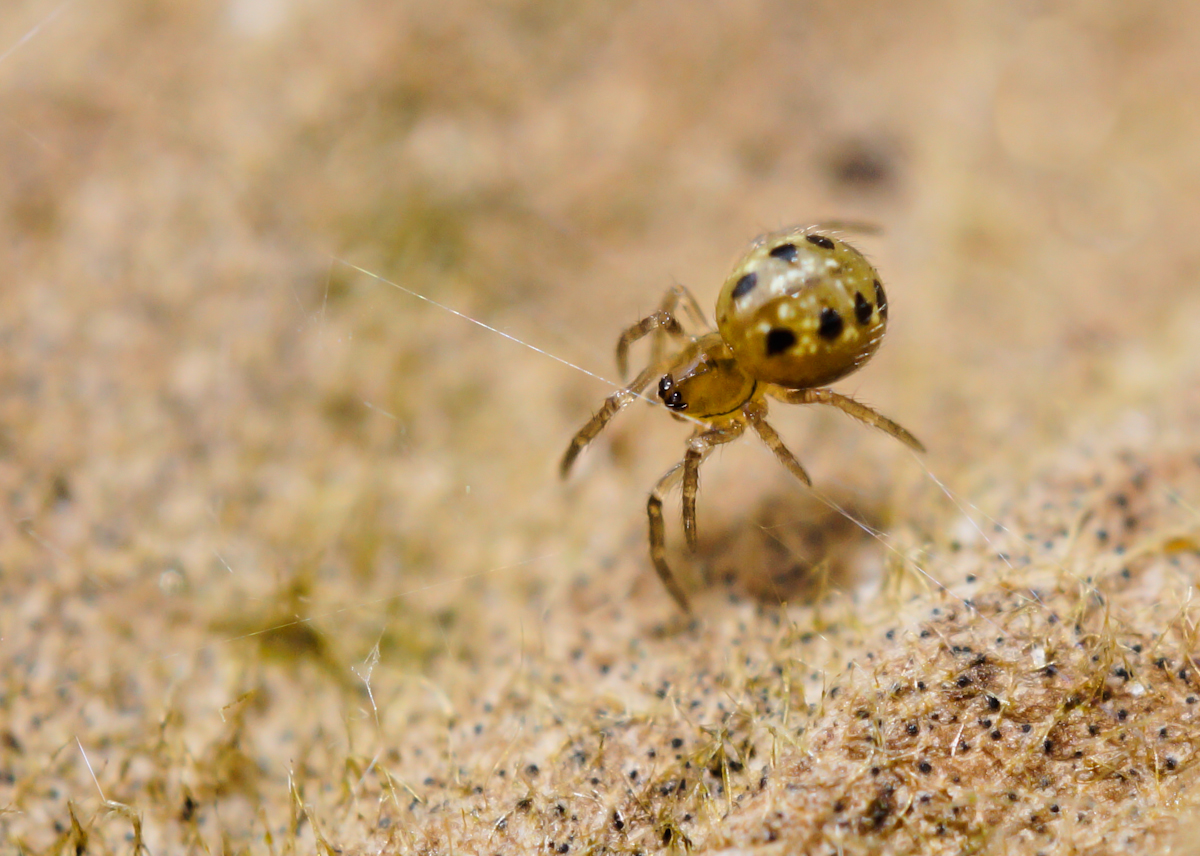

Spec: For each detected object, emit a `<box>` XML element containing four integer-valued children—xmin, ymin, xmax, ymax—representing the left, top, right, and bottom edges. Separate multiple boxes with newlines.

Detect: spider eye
<box><xmin>657</xmin><ymin>375</ymin><xmax>687</xmax><ymax>411</ymax></box>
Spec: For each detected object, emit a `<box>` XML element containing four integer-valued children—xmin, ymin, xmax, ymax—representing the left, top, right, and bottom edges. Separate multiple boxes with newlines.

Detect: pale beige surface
<box><xmin>3</xmin><ymin>2</ymin><xmax>1200</xmax><ymax>853</ymax></box>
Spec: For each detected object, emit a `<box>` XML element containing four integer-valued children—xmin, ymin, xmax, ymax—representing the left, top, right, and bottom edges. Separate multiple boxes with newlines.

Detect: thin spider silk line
<box><xmin>335</xmin><ymin>258</ymin><xmax>714</xmax><ymax>430</ymax></box>
<box><xmin>0</xmin><ymin>0</ymin><xmax>74</xmax><ymax>66</ymax></box>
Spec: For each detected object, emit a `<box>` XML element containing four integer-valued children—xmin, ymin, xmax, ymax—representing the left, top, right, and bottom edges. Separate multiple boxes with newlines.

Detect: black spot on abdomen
<box><xmin>818</xmin><ymin>307</ymin><xmax>844</xmax><ymax>340</ymax></box>
<box><xmin>854</xmin><ymin>291</ymin><xmax>872</xmax><ymax>325</ymax></box>
<box><xmin>765</xmin><ymin>327</ymin><xmax>797</xmax><ymax>356</ymax></box>
<box><xmin>769</xmin><ymin>242</ymin><xmax>798</xmax><ymax>262</ymax></box>
<box><xmin>874</xmin><ymin>279</ymin><xmax>887</xmax><ymax>319</ymax></box>
<box><xmin>806</xmin><ymin>233</ymin><xmax>835</xmax><ymax>250</ymax></box>
<box><xmin>731</xmin><ymin>272</ymin><xmax>758</xmax><ymax>299</ymax></box>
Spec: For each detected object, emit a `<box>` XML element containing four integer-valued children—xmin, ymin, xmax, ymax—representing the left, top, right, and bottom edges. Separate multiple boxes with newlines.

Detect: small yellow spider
<box><xmin>561</xmin><ymin>226</ymin><xmax>925</xmax><ymax>613</ymax></box>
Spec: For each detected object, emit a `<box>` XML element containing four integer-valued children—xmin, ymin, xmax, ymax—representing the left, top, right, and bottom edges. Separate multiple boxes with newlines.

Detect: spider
<box><xmin>560</xmin><ymin>226</ymin><xmax>925</xmax><ymax>613</ymax></box>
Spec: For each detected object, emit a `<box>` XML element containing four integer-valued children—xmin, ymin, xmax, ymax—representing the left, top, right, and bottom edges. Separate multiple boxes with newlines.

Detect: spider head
<box><xmin>656</xmin><ymin>334</ymin><xmax>756</xmax><ymax>420</ymax></box>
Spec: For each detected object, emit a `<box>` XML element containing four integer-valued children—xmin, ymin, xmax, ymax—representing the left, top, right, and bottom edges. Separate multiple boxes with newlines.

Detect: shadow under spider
<box><xmin>691</xmin><ymin>487</ymin><xmax>891</xmax><ymax>606</ymax></box>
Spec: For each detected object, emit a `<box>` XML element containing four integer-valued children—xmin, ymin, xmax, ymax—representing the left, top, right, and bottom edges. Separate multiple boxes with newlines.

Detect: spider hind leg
<box><xmin>770</xmin><ymin>387</ymin><xmax>925</xmax><ymax>453</ymax></box>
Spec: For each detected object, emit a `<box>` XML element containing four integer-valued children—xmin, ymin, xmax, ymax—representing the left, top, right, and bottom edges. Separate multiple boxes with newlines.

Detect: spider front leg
<box><xmin>770</xmin><ymin>387</ymin><xmax>925</xmax><ymax>453</ymax></box>
<box><xmin>615</xmin><ymin>312</ymin><xmax>683</xmax><ymax>381</ymax></box>
<box><xmin>647</xmin><ymin>462</ymin><xmax>692</xmax><ymax>613</ymax></box>
<box><xmin>681</xmin><ymin>422</ymin><xmax>746</xmax><ymax>551</ymax></box>
<box><xmin>659</xmin><ymin>283</ymin><xmax>710</xmax><ymax>332</ymax></box>
<box><xmin>615</xmin><ymin>285</ymin><xmax>710</xmax><ymax>379</ymax></box>
<box><xmin>561</xmin><ymin>366</ymin><xmax>658</xmax><ymax>477</ymax></box>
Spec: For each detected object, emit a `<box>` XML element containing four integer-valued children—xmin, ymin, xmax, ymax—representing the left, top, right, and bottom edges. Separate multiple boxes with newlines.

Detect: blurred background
<box><xmin>4</xmin><ymin>0</ymin><xmax>1200</xmax><ymax>850</ymax></box>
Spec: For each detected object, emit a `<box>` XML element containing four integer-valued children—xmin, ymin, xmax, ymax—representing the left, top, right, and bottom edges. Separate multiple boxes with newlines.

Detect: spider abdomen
<box><xmin>715</xmin><ymin>227</ymin><xmax>888</xmax><ymax>389</ymax></box>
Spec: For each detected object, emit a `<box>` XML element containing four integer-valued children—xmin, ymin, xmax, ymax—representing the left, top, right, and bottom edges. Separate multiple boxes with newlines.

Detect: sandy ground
<box><xmin>4</xmin><ymin>1</ymin><xmax>1200</xmax><ymax>853</ymax></box>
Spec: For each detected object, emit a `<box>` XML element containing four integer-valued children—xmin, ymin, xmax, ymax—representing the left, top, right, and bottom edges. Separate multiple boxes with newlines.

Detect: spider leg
<box><xmin>560</xmin><ymin>365</ymin><xmax>658</xmax><ymax>477</ymax></box>
<box><xmin>616</xmin><ymin>311</ymin><xmax>685</xmax><ymax>381</ymax></box>
<box><xmin>661</xmin><ymin>283</ymin><xmax>710</xmax><ymax>331</ymax></box>
<box><xmin>616</xmin><ymin>285</ymin><xmax>712</xmax><ymax>380</ymax></box>
<box><xmin>649</xmin><ymin>284</ymin><xmax>711</xmax><ymax>371</ymax></box>
<box><xmin>682</xmin><ymin>423</ymin><xmax>746</xmax><ymax>551</ymax></box>
<box><xmin>769</xmin><ymin>387</ymin><xmax>925</xmax><ymax>453</ymax></box>
<box><xmin>648</xmin><ymin>462</ymin><xmax>692</xmax><ymax>613</ymax></box>
<box><xmin>744</xmin><ymin>406</ymin><xmax>812</xmax><ymax>487</ymax></box>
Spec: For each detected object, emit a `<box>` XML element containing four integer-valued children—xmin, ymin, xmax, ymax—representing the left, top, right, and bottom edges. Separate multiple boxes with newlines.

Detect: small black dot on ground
<box><xmin>826</xmin><ymin>141</ymin><xmax>895</xmax><ymax>191</ymax></box>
